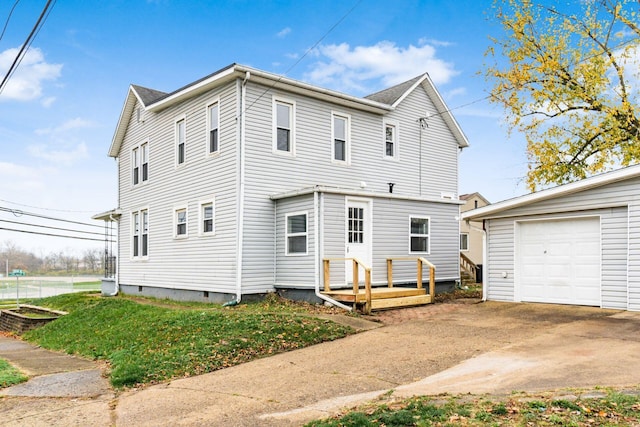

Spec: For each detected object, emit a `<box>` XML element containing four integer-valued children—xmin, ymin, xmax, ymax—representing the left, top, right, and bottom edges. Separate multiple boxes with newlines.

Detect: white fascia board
<box><xmin>462</xmin><ymin>164</ymin><xmax>640</xmax><ymax>221</ymax></box>
<box><xmin>419</xmin><ymin>74</ymin><xmax>469</xmax><ymax>149</ymax></box>
<box><xmin>271</xmin><ymin>185</ymin><xmax>465</xmax><ymax>205</ymax></box>
<box><xmin>108</xmin><ymin>87</ymin><xmax>139</xmax><ymax>158</ymax></box>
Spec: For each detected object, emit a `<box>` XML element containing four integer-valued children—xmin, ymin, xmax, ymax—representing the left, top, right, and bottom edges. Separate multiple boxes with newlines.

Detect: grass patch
<box><xmin>23</xmin><ymin>293</ymin><xmax>353</xmax><ymax>388</ymax></box>
<box><xmin>306</xmin><ymin>390</ymin><xmax>640</xmax><ymax>426</ymax></box>
<box><xmin>0</xmin><ymin>358</ymin><xmax>27</xmax><ymax>388</ymax></box>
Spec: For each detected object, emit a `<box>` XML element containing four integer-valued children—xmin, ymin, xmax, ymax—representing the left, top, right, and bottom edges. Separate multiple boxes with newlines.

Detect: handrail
<box><xmin>386</xmin><ymin>257</ymin><xmax>436</xmax><ymax>303</ymax></box>
<box><xmin>460</xmin><ymin>252</ymin><xmax>477</xmax><ymax>282</ymax></box>
<box><xmin>322</xmin><ymin>257</ymin><xmax>372</xmax><ymax>314</ymax></box>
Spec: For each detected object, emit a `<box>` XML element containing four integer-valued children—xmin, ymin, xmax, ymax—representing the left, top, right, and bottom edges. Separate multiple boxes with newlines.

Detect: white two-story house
<box><xmin>98</xmin><ymin>63</ymin><xmax>469</xmax><ymax>307</ymax></box>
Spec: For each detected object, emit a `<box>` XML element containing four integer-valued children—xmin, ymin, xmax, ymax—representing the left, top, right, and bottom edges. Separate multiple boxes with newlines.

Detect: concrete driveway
<box><xmin>2</xmin><ymin>300</ymin><xmax>640</xmax><ymax>426</ymax></box>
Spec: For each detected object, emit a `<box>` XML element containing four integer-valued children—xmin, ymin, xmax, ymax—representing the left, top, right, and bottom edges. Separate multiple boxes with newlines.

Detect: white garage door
<box><xmin>516</xmin><ymin>217</ymin><xmax>601</xmax><ymax>306</ymax></box>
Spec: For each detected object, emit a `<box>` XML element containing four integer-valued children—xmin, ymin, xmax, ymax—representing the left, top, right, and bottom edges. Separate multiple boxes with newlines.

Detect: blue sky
<box><xmin>0</xmin><ymin>0</ymin><xmax>529</xmax><ymax>254</ymax></box>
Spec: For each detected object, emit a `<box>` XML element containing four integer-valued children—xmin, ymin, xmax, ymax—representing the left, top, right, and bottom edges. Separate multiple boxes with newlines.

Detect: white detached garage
<box><xmin>462</xmin><ymin>164</ymin><xmax>640</xmax><ymax>311</ymax></box>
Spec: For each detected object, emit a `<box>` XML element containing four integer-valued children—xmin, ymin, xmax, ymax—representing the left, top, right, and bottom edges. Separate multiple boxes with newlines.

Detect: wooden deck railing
<box><xmin>386</xmin><ymin>257</ymin><xmax>436</xmax><ymax>303</ymax></box>
<box><xmin>460</xmin><ymin>252</ymin><xmax>477</xmax><ymax>282</ymax></box>
<box><xmin>322</xmin><ymin>257</ymin><xmax>372</xmax><ymax>313</ymax></box>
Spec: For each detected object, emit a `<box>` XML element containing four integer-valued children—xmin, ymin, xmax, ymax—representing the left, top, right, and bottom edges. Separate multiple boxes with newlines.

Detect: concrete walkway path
<box><xmin>1</xmin><ymin>301</ymin><xmax>639</xmax><ymax>426</ymax></box>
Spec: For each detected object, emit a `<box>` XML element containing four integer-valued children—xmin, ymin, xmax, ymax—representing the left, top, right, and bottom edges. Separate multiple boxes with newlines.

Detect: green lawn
<box><xmin>0</xmin><ymin>358</ymin><xmax>27</xmax><ymax>388</ymax></box>
<box><xmin>23</xmin><ymin>293</ymin><xmax>353</xmax><ymax>388</ymax></box>
<box><xmin>306</xmin><ymin>390</ymin><xmax>640</xmax><ymax>426</ymax></box>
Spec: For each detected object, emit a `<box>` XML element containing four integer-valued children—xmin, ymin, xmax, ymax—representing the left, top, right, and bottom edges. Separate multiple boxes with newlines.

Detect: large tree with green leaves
<box><xmin>485</xmin><ymin>0</ymin><xmax>640</xmax><ymax>190</ymax></box>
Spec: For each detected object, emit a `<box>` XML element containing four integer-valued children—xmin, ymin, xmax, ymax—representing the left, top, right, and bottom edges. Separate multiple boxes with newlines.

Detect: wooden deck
<box><xmin>322</xmin><ymin>287</ymin><xmax>432</xmax><ymax>311</ymax></box>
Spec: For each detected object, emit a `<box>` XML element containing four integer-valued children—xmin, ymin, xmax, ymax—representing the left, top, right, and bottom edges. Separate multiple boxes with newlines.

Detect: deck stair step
<box><xmin>370</xmin><ymin>294</ymin><xmax>432</xmax><ymax>310</ymax></box>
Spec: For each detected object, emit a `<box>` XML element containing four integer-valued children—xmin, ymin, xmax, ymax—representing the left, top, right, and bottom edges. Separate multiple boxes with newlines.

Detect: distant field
<box><xmin>0</xmin><ymin>276</ymin><xmax>101</xmax><ymax>302</ymax></box>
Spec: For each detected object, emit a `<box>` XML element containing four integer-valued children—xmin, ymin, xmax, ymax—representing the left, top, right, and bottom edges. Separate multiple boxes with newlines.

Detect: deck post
<box><xmin>429</xmin><ymin>265</ymin><xmax>435</xmax><ymax>303</ymax></box>
<box><xmin>417</xmin><ymin>259</ymin><xmax>423</xmax><ymax>289</ymax></box>
<box><xmin>364</xmin><ymin>268</ymin><xmax>372</xmax><ymax>315</ymax></box>
<box><xmin>387</xmin><ymin>259</ymin><xmax>393</xmax><ymax>288</ymax></box>
<box><xmin>352</xmin><ymin>260</ymin><xmax>359</xmax><ymax>294</ymax></box>
<box><xmin>323</xmin><ymin>259</ymin><xmax>330</xmax><ymax>292</ymax></box>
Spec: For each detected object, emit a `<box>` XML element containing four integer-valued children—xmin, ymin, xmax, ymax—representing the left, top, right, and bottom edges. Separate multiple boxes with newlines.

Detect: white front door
<box><xmin>345</xmin><ymin>199</ymin><xmax>371</xmax><ymax>285</ymax></box>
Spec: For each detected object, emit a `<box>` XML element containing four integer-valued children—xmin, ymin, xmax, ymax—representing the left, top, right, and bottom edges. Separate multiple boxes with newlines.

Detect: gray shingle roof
<box><xmin>131</xmin><ymin>85</ymin><xmax>168</xmax><ymax>106</ymax></box>
<box><xmin>364</xmin><ymin>74</ymin><xmax>424</xmax><ymax>105</ymax></box>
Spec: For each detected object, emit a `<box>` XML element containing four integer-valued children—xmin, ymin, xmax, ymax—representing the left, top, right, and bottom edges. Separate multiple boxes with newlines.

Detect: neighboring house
<box><xmin>98</xmin><ymin>63</ymin><xmax>469</xmax><ymax>305</ymax></box>
<box><xmin>459</xmin><ymin>192</ymin><xmax>490</xmax><ymax>265</ymax></box>
<box><xmin>462</xmin><ymin>164</ymin><xmax>640</xmax><ymax>311</ymax></box>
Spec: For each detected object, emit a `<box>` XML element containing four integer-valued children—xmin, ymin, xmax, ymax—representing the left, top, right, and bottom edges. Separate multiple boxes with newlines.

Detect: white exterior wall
<box><xmin>117</xmin><ymin>82</ymin><xmax>239</xmax><ymax>293</ymax></box>
<box><xmin>483</xmin><ymin>177</ymin><xmax>640</xmax><ymax>309</ymax></box>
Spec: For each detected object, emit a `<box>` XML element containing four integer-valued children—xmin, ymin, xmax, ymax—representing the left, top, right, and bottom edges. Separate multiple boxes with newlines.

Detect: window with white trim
<box><xmin>207</xmin><ymin>101</ymin><xmax>219</xmax><ymax>154</ymax></box>
<box><xmin>132</xmin><ymin>209</ymin><xmax>149</xmax><ymax>258</ymax></box>
<box><xmin>141</xmin><ymin>142</ymin><xmax>149</xmax><ymax>182</ymax></box>
<box><xmin>176</xmin><ymin>117</ymin><xmax>186</xmax><ymax>165</ymax></box>
<box><xmin>460</xmin><ymin>233</ymin><xmax>469</xmax><ymax>251</ymax></box>
<box><xmin>384</xmin><ymin>120</ymin><xmax>399</xmax><ymax>159</ymax></box>
<box><xmin>286</xmin><ymin>212</ymin><xmax>308</xmax><ymax>255</ymax></box>
<box><xmin>409</xmin><ymin>216</ymin><xmax>430</xmax><ymax>253</ymax></box>
<box><xmin>132</xmin><ymin>147</ymin><xmax>139</xmax><ymax>185</ymax></box>
<box><xmin>200</xmin><ymin>200</ymin><xmax>214</xmax><ymax>235</ymax></box>
<box><xmin>332</xmin><ymin>113</ymin><xmax>350</xmax><ymax>163</ymax></box>
<box><xmin>175</xmin><ymin>207</ymin><xmax>187</xmax><ymax>237</ymax></box>
<box><xmin>274</xmin><ymin>98</ymin><xmax>294</xmax><ymax>153</ymax></box>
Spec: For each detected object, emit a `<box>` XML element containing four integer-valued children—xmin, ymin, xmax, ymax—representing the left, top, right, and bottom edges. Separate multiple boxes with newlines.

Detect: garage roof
<box><xmin>462</xmin><ymin>164</ymin><xmax>640</xmax><ymax>221</ymax></box>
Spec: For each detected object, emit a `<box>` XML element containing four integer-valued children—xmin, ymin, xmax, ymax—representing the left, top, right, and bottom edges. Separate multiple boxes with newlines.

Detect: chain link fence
<box><xmin>0</xmin><ymin>276</ymin><xmax>101</xmax><ymax>302</ymax></box>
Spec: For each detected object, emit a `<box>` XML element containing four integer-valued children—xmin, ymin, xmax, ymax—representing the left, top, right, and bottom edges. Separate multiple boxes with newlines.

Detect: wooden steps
<box><xmin>322</xmin><ymin>287</ymin><xmax>432</xmax><ymax>311</ymax></box>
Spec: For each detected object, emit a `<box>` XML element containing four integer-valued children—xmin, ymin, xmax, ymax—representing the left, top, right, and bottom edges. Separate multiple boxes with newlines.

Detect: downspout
<box><xmin>482</xmin><ymin>219</ymin><xmax>487</xmax><ymax>302</ymax></box>
<box><xmin>233</xmin><ymin>71</ymin><xmax>250</xmax><ymax>305</ymax></box>
<box><xmin>108</xmin><ymin>213</ymin><xmax>119</xmax><ymax>296</ymax></box>
<box><xmin>314</xmin><ymin>190</ymin><xmax>352</xmax><ymax>311</ymax></box>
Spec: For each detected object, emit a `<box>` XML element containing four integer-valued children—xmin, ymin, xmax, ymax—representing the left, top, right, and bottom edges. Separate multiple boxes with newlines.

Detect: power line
<box><xmin>0</xmin><ymin>218</ymin><xmax>107</xmax><ymax>237</ymax></box>
<box><xmin>0</xmin><ymin>226</ymin><xmax>114</xmax><ymax>243</ymax></box>
<box><xmin>0</xmin><ymin>207</ymin><xmax>104</xmax><ymax>229</ymax></box>
<box><xmin>0</xmin><ymin>0</ymin><xmax>55</xmax><ymax>95</ymax></box>
<box><xmin>0</xmin><ymin>198</ymin><xmax>100</xmax><ymax>214</ymax></box>
<box><xmin>0</xmin><ymin>0</ymin><xmax>21</xmax><ymax>42</ymax></box>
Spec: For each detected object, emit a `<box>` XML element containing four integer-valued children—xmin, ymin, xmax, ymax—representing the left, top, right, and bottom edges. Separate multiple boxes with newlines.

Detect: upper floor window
<box><xmin>175</xmin><ymin>207</ymin><xmax>187</xmax><ymax>237</ymax></box>
<box><xmin>332</xmin><ymin>113</ymin><xmax>350</xmax><ymax>163</ymax></box>
<box><xmin>176</xmin><ymin>117</ymin><xmax>186</xmax><ymax>165</ymax></box>
<box><xmin>142</xmin><ymin>209</ymin><xmax>149</xmax><ymax>256</ymax></box>
<box><xmin>200</xmin><ymin>200</ymin><xmax>214</xmax><ymax>235</ymax></box>
<box><xmin>409</xmin><ymin>216</ymin><xmax>430</xmax><ymax>253</ymax></box>
<box><xmin>286</xmin><ymin>212</ymin><xmax>308</xmax><ymax>255</ymax></box>
<box><xmin>384</xmin><ymin>120</ymin><xmax>399</xmax><ymax>159</ymax></box>
<box><xmin>132</xmin><ymin>147</ymin><xmax>139</xmax><ymax>185</ymax></box>
<box><xmin>207</xmin><ymin>101</ymin><xmax>219</xmax><ymax>154</ymax></box>
<box><xmin>273</xmin><ymin>98</ymin><xmax>295</xmax><ymax>154</ymax></box>
<box><xmin>132</xmin><ymin>142</ymin><xmax>149</xmax><ymax>185</ymax></box>
<box><xmin>141</xmin><ymin>142</ymin><xmax>149</xmax><ymax>182</ymax></box>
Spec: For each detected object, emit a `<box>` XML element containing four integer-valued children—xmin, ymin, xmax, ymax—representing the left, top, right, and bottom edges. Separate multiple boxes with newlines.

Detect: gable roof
<box><xmin>109</xmin><ymin>64</ymin><xmax>469</xmax><ymax>157</ymax></box>
<box><xmin>367</xmin><ymin>73</ymin><xmax>469</xmax><ymax>149</ymax></box>
<box><xmin>462</xmin><ymin>164</ymin><xmax>640</xmax><ymax>221</ymax></box>
<box><xmin>460</xmin><ymin>192</ymin><xmax>490</xmax><ymax>205</ymax></box>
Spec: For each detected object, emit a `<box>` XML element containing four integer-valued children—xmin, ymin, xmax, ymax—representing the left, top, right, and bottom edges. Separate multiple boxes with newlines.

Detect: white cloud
<box><xmin>0</xmin><ymin>162</ymin><xmax>46</xmax><ymax>192</ymax></box>
<box><xmin>277</xmin><ymin>27</ymin><xmax>292</xmax><ymax>38</ymax></box>
<box><xmin>446</xmin><ymin>87</ymin><xmax>467</xmax><ymax>98</ymax></box>
<box><xmin>35</xmin><ymin>118</ymin><xmax>96</xmax><ymax>136</ymax></box>
<box><xmin>0</xmin><ymin>47</ymin><xmax>62</xmax><ymax>102</ymax></box>
<box><xmin>304</xmin><ymin>41</ymin><xmax>458</xmax><ymax>94</ymax></box>
<box><xmin>418</xmin><ymin>37</ymin><xmax>454</xmax><ymax>47</ymax></box>
<box><xmin>28</xmin><ymin>142</ymin><xmax>89</xmax><ymax>166</ymax></box>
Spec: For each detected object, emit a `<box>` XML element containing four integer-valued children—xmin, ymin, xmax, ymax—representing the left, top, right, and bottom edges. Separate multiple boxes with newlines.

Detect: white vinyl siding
<box><xmin>331</xmin><ymin>112</ymin><xmax>350</xmax><ymax>164</ymax></box>
<box><xmin>207</xmin><ymin>100</ymin><xmax>220</xmax><ymax>155</ymax></box>
<box><xmin>273</xmin><ymin>97</ymin><xmax>295</xmax><ymax>154</ymax></box>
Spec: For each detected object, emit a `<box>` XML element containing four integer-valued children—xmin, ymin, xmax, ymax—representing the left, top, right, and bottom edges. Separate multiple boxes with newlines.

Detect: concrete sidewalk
<box><xmin>1</xmin><ymin>301</ymin><xmax>640</xmax><ymax>426</ymax></box>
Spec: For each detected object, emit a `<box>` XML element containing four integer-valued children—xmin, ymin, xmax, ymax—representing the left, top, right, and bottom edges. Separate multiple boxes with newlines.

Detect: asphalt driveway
<box><xmin>2</xmin><ymin>300</ymin><xmax>640</xmax><ymax>426</ymax></box>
